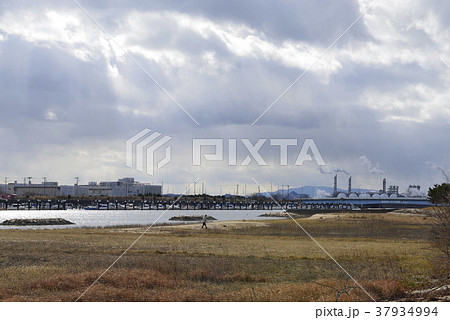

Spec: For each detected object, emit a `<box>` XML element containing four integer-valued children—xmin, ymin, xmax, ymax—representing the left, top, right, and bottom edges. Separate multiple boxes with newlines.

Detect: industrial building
<box><xmin>60</xmin><ymin>178</ymin><xmax>162</xmax><ymax>197</ymax></box>
<box><xmin>8</xmin><ymin>178</ymin><xmax>162</xmax><ymax>198</ymax></box>
<box><xmin>331</xmin><ymin>175</ymin><xmax>421</xmax><ymax>199</ymax></box>
<box><xmin>0</xmin><ymin>184</ymin><xmax>13</xmax><ymax>199</ymax></box>
<box><xmin>8</xmin><ymin>181</ymin><xmax>61</xmax><ymax>197</ymax></box>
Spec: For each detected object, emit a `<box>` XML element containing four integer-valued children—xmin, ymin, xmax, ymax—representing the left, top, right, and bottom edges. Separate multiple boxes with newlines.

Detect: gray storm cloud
<box><xmin>0</xmin><ymin>0</ymin><xmax>449</xmax><ymax>192</ymax></box>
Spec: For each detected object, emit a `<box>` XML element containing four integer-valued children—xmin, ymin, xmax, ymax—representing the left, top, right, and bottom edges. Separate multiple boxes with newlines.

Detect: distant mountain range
<box><xmin>167</xmin><ymin>185</ymin><xmax>426</xmax><ymax>198</ymax></box>
<box><xmin>166</xmin><ymin>186</ymin><xmax>377</xmax><ymax>198</ymax></box>
<box><xmin>257</xmin><ymin>186</ymin><xmax>376</xmax><ymax>199</ymax></box>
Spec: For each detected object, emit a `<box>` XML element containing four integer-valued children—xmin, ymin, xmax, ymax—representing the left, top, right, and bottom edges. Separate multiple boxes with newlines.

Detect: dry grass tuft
<box><xmin>25</xmin><ymin>269</ymin><xmax>178</xmax><ymax>293</ymax></box>
<box><xmin>0</xmin><ymin>287</ymin><xmax>13</xmax><ymax>300</ymax></box>
<box><xmin>364</xmin><ymin>279</ymin><xmax>406</xmax><ymax>301</ymax></box>
<box><xmin>187</xmin><ymin>269</ymin><xmax>266</xmax><ymax>283</ymax></box>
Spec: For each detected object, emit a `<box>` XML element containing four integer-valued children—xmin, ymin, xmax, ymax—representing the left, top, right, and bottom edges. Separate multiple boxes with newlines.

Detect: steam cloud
<box><xmin>319</xmin><ymin>167</ymin><xmax>350</xmax><ymax>175</ymax></box>
<box><xmin>426</xmin><ymin>161</ymin><xmax>450</xmax><ymax>182</ymax></box>
<box><xmin>359</xmin><ymin>156</ymin><xmax>385</xmax><ymax>175</ymax></box>
<box><xmin>315</xmin><ymin>189</ymin><xmax>331</xmax><ymax>198</ymax></box>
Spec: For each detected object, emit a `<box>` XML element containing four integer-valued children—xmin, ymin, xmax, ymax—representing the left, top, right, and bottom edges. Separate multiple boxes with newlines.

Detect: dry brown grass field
<box><xmin>0</xmin><ymin>211</ymin><xmax>448</xmax><ymax>301</ymax></box>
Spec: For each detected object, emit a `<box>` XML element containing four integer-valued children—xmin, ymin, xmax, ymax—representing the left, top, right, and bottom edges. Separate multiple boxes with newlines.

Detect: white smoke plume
<box><xmin>359</xmin><ymin>156</ymin><xmax>385</xmax><ymax>175</ymax></box>
<box><xmin>334</xmin><ymin>168</ymin><xmax>350</xmax><ymax>175</ymax></box>
<box><xmin>406</xmin><ymin>186</ymin><xmax>426</xmax><ymax>197</ymax></box>
<box><xmin>426</xmin><ymin>161</ymin><xmax>450</xmax><ymax>182</ymax></box>
<box><xmin>315</xmin><ymin>189</ymin><xmax>331</xmax><ymax>198</ymax></box>
<box><xmin>438</xmin><ymin>167</ymin><xmax>450</xmax><ymax>182</ymax></box>
<box><xmin>319</xmin><ymin>167</ymin><xmax>350</xmax><ymax>175</ymax></box>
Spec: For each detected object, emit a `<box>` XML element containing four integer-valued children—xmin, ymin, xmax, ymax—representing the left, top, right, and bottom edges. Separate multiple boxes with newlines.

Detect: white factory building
<box><xmin>8</xmin><ymin>181</ymin><xmax>61</xmax><ymax>197</ymax></box>
<box><xmin>9</xmin><ymin>178</ymin><xmax>161</xmax><ymax>197</ymax></box>
<box><xmin>60</xmin><ymin>178</ymin><xmax>162</xmax><ymax>197</ymax></box>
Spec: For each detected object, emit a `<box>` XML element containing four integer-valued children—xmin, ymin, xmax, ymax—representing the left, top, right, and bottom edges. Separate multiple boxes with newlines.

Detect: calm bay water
<box><xmin>0</xmin><ymin>209</ymin><xmax>282</xmax><ymax>229</ymax></box>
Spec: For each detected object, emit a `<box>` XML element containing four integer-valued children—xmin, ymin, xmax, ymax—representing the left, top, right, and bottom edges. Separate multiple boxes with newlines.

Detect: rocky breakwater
<box><xmin>0</xmin><ymin>218</ymin><xmax>75</xmax><ymax>226</ymax></box>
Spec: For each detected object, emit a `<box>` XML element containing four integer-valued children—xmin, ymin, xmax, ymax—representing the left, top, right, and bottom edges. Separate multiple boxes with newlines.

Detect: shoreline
<box><xmin>0</xmin><ymin>208</ymin><xmax>432</xmax><ymax>230</ymax></box>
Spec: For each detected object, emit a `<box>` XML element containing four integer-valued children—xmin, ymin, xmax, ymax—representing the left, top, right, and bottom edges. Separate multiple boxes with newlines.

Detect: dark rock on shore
<box><xmin>169</xmin><ymin>215</ymin><xmax>217</xmax><ymax>221</ymax></box>
<box><xmin>0</xmin><ymin>218</ymin><xmax>75</xmax><ymax>226</ymax></box>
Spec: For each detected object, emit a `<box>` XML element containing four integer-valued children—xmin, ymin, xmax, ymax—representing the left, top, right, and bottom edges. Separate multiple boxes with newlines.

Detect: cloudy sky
<box><xmin>0</xmin><ymin>0</ymin><xmax>449</xmax><ymax>194</ymax></box>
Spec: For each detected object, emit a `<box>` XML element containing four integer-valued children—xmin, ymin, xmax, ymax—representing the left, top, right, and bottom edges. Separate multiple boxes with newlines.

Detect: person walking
<box><xmin>201</xmin><ymin>214</ymin><xmax>208</xmax><ymax>229</ymax></box>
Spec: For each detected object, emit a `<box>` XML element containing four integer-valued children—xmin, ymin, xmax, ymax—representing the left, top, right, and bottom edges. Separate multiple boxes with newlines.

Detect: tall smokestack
<box><xmin>333</xmin><ymin>174</ymin><xmax>337</xmax><ymax>197</ymax></box>
<box><xmin>348</xmin><ymin>176</ymin><xmax>352</xmax><ymax>195</ymax></box>
<box><xmin>383</xmin><ymin>178</ymin><xmax>386</xmax><ymax>194</ymax></box>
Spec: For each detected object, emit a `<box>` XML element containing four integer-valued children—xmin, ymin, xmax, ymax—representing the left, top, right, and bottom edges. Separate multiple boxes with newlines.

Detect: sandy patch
<box><xmin>392</xmin><ymin>208</ymin><xmax>434</xmax><ymax>215</ymax></box>
<box><xmin>306</xmin><ymin>213</ymin><xmax>344</xmax><ymax>220</ymax></box>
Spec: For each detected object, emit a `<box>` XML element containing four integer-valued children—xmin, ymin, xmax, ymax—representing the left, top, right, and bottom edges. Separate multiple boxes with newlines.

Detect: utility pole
<box><xmin>27</xmin><ymin>177</ymin><xmax>32</xmax><ymax>185</ymax></box>
<box><xmin>75</xmin><ymin>177</ymin><xmax>79</xmax><ymax>197</ymax></box>
<box><xmin>236</xmin><ymin>184</ymin><xmax>239</xmax><ymax>197</ymax></box>
<box><xmin>42</xmin><ymin>177</ymin><xmax>47</xmax><ymax>184</ymax></box>
<box><xmin>287</xmin><ymin>184</ymin><xmax>290</xmax><ymax>202</ymax></box>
